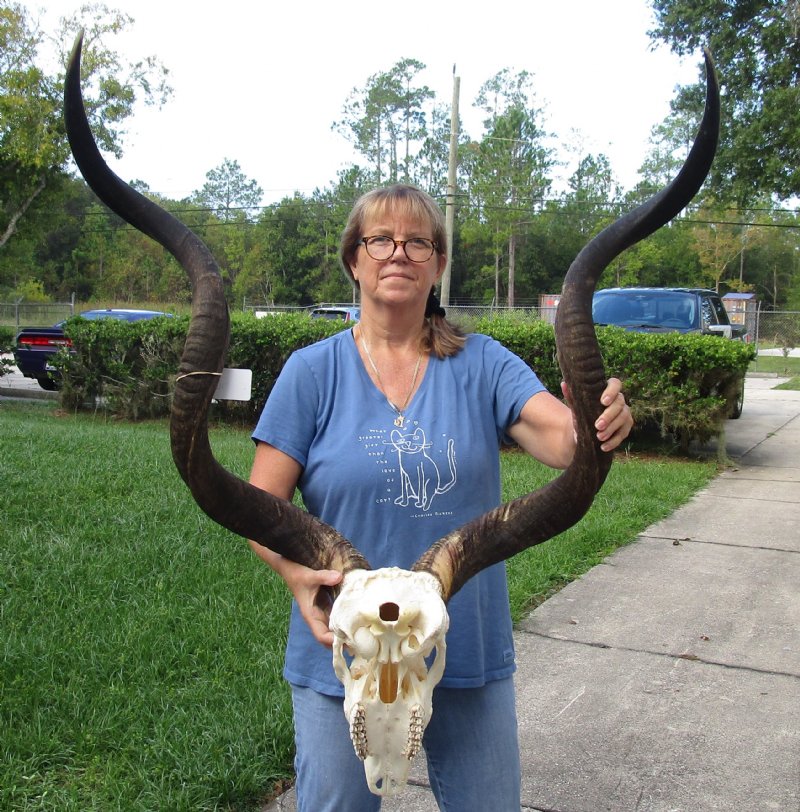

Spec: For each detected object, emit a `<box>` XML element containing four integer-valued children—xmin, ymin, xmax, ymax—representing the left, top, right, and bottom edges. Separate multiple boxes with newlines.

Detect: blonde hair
<box><xmin>340</xmin><ymin>184</ymin><xmax>465</xmax><ymax>358</ymax></box>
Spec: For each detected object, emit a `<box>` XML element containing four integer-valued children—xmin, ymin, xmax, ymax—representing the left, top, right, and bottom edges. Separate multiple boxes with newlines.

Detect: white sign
<box><xmin>213</xmin><ymin>368</ymin><xmax>252</xmax><ymax>401</ymax></box>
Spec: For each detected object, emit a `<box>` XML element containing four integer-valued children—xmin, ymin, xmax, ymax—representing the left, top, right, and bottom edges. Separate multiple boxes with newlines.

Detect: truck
<box><xmin>592</xmin><ymin>287</ymin><xmax>748</xmax><ymax>418</ymax></box>
<box><xmin>592</xmin><ymin>287</ymin><xmax>748</xmax><ymax>340</ymax></box>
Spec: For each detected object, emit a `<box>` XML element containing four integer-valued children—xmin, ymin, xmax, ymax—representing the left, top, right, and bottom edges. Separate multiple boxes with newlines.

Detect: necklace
<box><xmin>360</xmin><ymin>331</ymin><xmax>422</xmax><ymax>427</ymax></box>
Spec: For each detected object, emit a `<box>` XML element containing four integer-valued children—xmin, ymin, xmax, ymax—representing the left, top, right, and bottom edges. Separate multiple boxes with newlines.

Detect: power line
<box><xmin>680</xmin><ymin>218</ymin><xmax>800</xmax><ymax>230</ymax></box>
<box><xmin>80</xmin><ymin>196</ymin><xmax>800</xmax><ymax>220</ymax></box>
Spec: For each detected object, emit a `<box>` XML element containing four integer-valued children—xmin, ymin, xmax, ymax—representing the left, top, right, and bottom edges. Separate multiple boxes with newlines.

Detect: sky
<box><xmin>29</xmin><ymin>0</ymin><xmax>702</xmax><ymax>205</ymax></box>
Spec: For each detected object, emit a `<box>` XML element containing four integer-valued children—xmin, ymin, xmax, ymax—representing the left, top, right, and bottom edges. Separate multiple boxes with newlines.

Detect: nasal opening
<box><xmin>379</xmin><ymin>602</ymin><xmax>400</xmax><ymax>621</ymax></box>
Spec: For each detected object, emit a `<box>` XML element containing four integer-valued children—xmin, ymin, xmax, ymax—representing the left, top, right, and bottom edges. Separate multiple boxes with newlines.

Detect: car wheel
<box><xmin>728</xmin><ymin>376</ymin><xmax>744</xmax><ymax>419</ymax></box>
<box><xmin>37</xmin><ymin>376</ymin><xmax>59</xmax><ymax>391</ymax></box>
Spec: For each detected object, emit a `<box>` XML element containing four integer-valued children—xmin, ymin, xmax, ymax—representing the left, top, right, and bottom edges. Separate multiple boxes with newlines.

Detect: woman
<box><xmin>249</xmin><ymin>184</ymin><xmax>632</xmax><ymax>811</ymax></box>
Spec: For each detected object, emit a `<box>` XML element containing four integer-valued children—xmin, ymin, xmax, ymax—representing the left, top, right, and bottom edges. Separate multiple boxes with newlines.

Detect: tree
<box><xmin>469</xmin><ymin>69</ymin><xmax>553</xmax><ymax>306</ymax></box>
<box><xmin>0</xmin><ymin>171</ymin><xmax>91</xmax><ymax>296</ymax></box>
<box><xmin>233</xmin><ymin>166</ymin><xmax>369</xmax><ymax>307</ymax></box>
<box><xmin>392</xmin><ymin>59</ymin><xmax>434</xmax><ymax>183</ymax></box>
<box><xmin>537</xmin><ymin>154</ymin><xmax>627</xmax><ymax>291</ymax></box>
<box><xmin>306</xmin><ymin>167</ymin><xmax>371</xmax><ymax>301</ymax></box>
<box><xmin>413</xmin><ymin>102</ymin><xmax>451</xmax><ymax>196</ymax></box>
<box><xmin>64</xmin><ymin>186</ymin><xmax>190</xmax><ymax>302</ymax></box>
<box><xmin>243</xmin><ymin>195</ymin><xmax>328</xmax><ymax>306</ymax></box>
<box><xmin>332</xmin><ymin>59</ymin><xmax>433</xmax><ymax>185</ymax></box>
<box><xmin>563</xmin><ymin>153</ymin><xmax>619</xmax><ymax>239</ymax></box>
<box><xmin>189</xmin><ymin>159</ymin><xmax>262</xmax><ymax>292</ymax></box>
<box><xmin>649</xmin><ymin>0</ymin><xmax>800</xmax><ymax>202</ymax></box>
<box><xmin>0</xmin><ymin>3</ymin><xmax>52</xmax><ymax>249</ymax></box>
<box><xmin>193</xmin><ymin>158</ymin><xmax>263</xmax><ymax>222</ymax></box>
<box><xmin>0</xmin><ymin>3</ymin><xmax>171</xmax><ymax>257</ymax></box>
<box><xmin>691</xmin><ymin>204</ymin><xmax>746</xmax><ymax>291</ymax></box>
<box><xmin>637</xmin><ymin>103</ymin><xmax>703</xmax><ymax>197</ymax></box>
<box><xmin>728</xmin><ymin>205</ymin><xmax>800</xmax><ymax>306</ymax></box>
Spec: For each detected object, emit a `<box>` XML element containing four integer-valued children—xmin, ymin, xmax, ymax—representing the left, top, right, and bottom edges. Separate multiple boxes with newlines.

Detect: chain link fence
<box><xmin>754</xmin><ymin>310</ymin><xmax>800</xmax><ymax>354</ymax></box>
<box><xmin>443</xmin><ymin>304</ymin><xmax>550</xmax><ymax>330</ymax></box>
<box><xmin>7</xmin><ymin>297</ymin><xmax>793</xmax><ymax>349</ymax></box>
<box><xmin>0</xmin><ymin>300</ymin><xmax>75</xmax><ymax>332</ymax></box>
<box><xmin>241</xmin><ymin>299</ymin><xmax>311</xmax><ymax>316</ymax></box>
<box><xmin>242</xmin><ymin>298</ymin><xmax>799</xmax><ymax>352</ymax></box>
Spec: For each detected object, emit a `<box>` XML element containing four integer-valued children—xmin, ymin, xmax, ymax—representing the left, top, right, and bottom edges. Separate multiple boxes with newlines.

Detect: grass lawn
<box><xmin>1</xmin><ymin>402</ymin><xmax>716</xmax><ymax>810</ymax></box>
<box><xmin>750</xmin><ymin>353</ymin><xmax>800</xmax><ymax>389</ymax></box>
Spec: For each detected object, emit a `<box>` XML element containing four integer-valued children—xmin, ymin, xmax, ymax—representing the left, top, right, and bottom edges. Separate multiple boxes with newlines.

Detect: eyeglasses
<box><xmin>360</xmin><ymin>235</ymin><xmax>437</xmax><ymax>263</ymax></box>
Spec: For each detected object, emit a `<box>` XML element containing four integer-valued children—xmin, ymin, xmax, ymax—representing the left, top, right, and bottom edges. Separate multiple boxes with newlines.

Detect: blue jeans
<box><xmin>291</xmin><ymin>678</ymin><xmax>521</xmax><ymax>811</ymax></box>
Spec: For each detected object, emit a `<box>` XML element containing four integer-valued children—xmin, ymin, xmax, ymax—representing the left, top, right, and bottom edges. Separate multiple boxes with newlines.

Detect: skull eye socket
<box><xmin>379</xmin><ymin>602</ymin><xmax>400</xmax><ymax>622</ymax></box>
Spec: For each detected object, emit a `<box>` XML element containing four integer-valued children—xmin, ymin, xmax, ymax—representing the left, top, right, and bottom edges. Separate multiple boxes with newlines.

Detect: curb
<box><xmin>0</xmin><ymin>386</ymin><xmax>58</xmax><ymax>401</ymax></box>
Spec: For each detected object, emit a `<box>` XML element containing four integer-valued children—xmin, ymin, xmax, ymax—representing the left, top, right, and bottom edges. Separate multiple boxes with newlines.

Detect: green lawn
<box><xmin>1</xmin><ymin>402</ymin><xmax>716</xmax><ymax>810</ymax></box>
<box><xmin>750</xmin><ymin>352</ymin><xmax>800</xmax><ymax>388</ymax></box>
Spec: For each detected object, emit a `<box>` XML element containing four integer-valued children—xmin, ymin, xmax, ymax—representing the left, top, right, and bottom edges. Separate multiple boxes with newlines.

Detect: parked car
<box><xmin>592</xmin><ymin>287</ymin><xmax>747</xmax><ymax>339</ymax></box>
<box><xmin>14</xmin><ymin>308</ymin><xmax>173</xmax><ymax>391</ymax></box>
<box><xmin>592</xmin><ymin>287</ymin><xmax>747</xmax><ymax>418</ymax></box>
<box><xmin>310</xmin><ymin>306</ymin><xmax>361</xmax><ymax>323</ymax></box>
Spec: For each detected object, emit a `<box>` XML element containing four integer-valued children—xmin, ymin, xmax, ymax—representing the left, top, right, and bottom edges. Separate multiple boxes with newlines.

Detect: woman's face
<box><xmin>349</xmin><ymin>211</ymin><xmax>446</xmax><ymax>311</ymax></box>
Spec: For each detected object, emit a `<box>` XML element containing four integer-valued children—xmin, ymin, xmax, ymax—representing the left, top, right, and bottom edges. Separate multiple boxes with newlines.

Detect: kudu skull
<box><xmin>64</xmin><ymin>36</ymin><xmax>719</xmax><ymax>797</ymax></box>
<box><xmin>330</xmin><ymin>568</ymin><xmax>448</xmax><ymax>794</ymax></box>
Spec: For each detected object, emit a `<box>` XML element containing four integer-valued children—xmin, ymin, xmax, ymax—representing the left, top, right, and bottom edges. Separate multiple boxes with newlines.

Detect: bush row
<box><xmin>478</xmin><ymin>318</ymin><xmax>756</xmax><ymax>445</ymax></box>
<box><xmin>56</xmin><ymin>313</ymin><xmax>756</xmax><ymax>443</ymax></box>
<box><xmin>0</xmin><ymin>326</ymin><xmax>15</xmax><ymax>377</ymax></box>
<box><xmin>56</xmin><ymin>312</ymin><xmax>343</xmax><ymax>419</ymax></box>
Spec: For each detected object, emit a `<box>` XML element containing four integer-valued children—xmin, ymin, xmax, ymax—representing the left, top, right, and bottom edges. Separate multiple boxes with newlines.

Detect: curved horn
<box><xmin>414</xmin><ymin>50</ymin><xmax>720</xmax><ymax>602</ymax></box>
<box><xmin>63</xmin><ymin>33</ymin><xmax>369</xmax><ymax>577</ymax></box>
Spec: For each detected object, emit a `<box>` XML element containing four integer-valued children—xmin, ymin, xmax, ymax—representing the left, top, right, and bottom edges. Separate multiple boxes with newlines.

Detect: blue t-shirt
<box><xmin>252</xmin><ymin>329</ymin><xmax>546</xmax><ymax>696</ymax></box>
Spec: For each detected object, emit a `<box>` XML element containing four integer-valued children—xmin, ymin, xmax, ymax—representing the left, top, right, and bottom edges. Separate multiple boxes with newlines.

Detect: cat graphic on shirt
<box><xmin>389</xmin><ymin>427</ymin><xmax>456</xmax><ymax>511</ymax></box>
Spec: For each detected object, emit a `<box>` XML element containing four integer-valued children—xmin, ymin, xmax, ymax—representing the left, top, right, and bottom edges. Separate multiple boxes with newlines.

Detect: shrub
<box><xmin>57</xmin><ymin>312</ymin><xmax>345</xmax><ymax>420</ymax></box>
<box><xmin>0</xmin><ymin>326</ymin><xmax>15</xmax><ymax>377</ymax></box>
<box><xmin>599</xmin><ymin>327</ymin><xmax>755</xmax><ymax>443</ymax></box>
<box><xmin>224</xmin><ymin>312</ymin><xmax>344</xmax><ymax>418</ymax></box>
<box><xmin>57</xmin><ymin>315</ymin><xmax>189</xmax><ymax>419</ymax></box>
<box><xmin>478</xmin><ymin>318</ymin><xmax>755</xmax><ymax>445</ymax></box>
<box><xmin>58</xmin><ymin>312</ymin><xmax>755</xmax><ymax>446</ymax></box>
<box><xmin>475</xmin><ymin>318</ymin><xmax>561</xmax><ymax>392</ymax></box>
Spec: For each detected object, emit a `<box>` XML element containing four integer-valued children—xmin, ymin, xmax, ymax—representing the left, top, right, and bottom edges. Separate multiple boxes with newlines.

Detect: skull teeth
<box><xmin>403</xmin><ymin>704</ymin><xmax>424</xmax><ymax>759</ymax></box>
<box><xmin>350</xmin><ymin>703</ymin><xmax>368</xmax><ymax>760</ymax></box>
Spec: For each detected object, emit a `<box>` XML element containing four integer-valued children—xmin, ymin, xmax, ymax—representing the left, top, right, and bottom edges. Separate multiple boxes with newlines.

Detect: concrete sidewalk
<box><xmin>266</xmin><ymin>376</ymin><xmax>800</xmax><ymax>811</ymax></box>
<box><xmin>0</xmin><ymin>354</ymin><xmax>58</xmax><ymax>401</ymax></box>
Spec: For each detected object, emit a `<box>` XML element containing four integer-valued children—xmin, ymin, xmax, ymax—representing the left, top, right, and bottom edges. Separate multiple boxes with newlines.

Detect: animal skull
<box><xmin>330</xmin><ymin>567</ymin><xmax>449</xmax><ymax>796</ymax></box>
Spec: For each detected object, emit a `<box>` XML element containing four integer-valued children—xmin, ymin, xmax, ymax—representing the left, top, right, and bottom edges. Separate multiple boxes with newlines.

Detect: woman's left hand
<box><xmin>562</xmin><ymin>377</ymin><xmax>633</xmax><ymax>452</ymax></box>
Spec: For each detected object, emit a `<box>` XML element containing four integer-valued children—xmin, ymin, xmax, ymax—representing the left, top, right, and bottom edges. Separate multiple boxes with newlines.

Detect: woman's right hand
<box><xmin>272</xmin><ymin>556</ymin><xmax>343</xmax><ymax>648</ymax></box>
<box><xmin>248</xmin><ymin>442</ymin><xmax>343</xmax><ymax>647</ymax></box>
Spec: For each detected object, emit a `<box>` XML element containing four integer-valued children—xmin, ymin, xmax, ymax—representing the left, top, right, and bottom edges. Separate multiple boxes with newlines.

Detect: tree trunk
<box><xmin>508</xmin><ymin>232</ymin><xmax>516</xmax><ymax>307</ymax></box>
<box><xmin>494</xmin><ymin>248</ymin><xmax>500</xmax><ymax>305</ymax></box>
<box><xmin>739</xmin><ymin>228</ymin><xmax>747</xmax><ymax>285</ymax></box>
<box><xmin>0</xmin><ymin>176</ymin><xmax>46</xmax><ymax>249</ymax></box>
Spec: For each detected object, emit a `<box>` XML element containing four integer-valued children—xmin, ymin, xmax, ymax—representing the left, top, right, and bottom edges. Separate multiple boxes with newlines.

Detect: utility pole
<box><xmin>441</xmin><ymin>65</ymin><xmax>460</xmax><ymax>307</ymax></box>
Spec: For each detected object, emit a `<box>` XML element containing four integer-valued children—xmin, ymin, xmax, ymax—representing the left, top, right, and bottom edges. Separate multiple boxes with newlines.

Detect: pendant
<box><xmin>394</xmin><ymin>415</ymin><xmax>405</xmax><ymax>427</ymax></box>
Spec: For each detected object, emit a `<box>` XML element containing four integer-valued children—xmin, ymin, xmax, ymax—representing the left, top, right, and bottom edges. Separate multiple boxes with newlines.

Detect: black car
<box><xmin>14</xmin><ymin>308</ymin><xmax>172</xmax><ymax>390</ymax></box>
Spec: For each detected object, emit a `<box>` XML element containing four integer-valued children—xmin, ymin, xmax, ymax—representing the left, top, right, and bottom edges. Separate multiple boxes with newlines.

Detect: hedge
<box><xmin>476</xmin><ymin>317</ymin><xmax>756</xmax><ymax>445</ymax></box>
<box><xmin>56</xmin><ymin>312</ymin><xmax>343</xmax><ymax>420</ymax></box>
<box><xmin>0</xmin><ymin>325</ymin><xmax>15</xmax><ymax>377</ymax></box>
<box><xmin>55</xmin><ymin>312</ymin><xmax>755</xmax><ymax>444</ymax></box>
